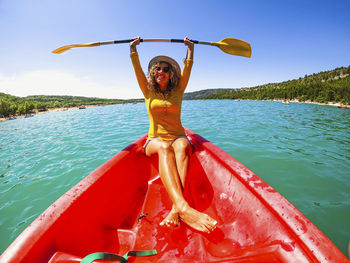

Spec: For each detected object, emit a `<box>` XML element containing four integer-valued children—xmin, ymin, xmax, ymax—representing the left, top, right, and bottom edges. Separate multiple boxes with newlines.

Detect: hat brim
<box><xmin>148</xmin><ymin>56</ymin><xmax>181</xmax><ymax>79</ymax></box>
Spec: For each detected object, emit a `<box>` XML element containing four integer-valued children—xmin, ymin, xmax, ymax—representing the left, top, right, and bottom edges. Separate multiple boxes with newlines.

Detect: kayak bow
<box><xmin>1</xmin><ymin>128</ymin><xmax>348</xmax><ymax>262</ymax></box>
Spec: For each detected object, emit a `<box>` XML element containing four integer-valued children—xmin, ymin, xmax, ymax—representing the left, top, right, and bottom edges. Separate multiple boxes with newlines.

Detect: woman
<box><xmin>130</xmin><ymin>36</ymin><xmax>217</xmax><ymax>233</ymax></box>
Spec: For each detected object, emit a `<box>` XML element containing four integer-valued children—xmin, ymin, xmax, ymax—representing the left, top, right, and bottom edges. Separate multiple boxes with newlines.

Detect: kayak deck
<box><xmin>1</xmin><ymin>129</ymin><xmax>348</xmax><ymax>262</ymax></box>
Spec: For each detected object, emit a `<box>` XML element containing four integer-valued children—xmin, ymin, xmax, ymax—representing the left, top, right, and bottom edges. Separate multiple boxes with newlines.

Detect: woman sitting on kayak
<box><xmin>130</xmin><ymin>36</ymin><xmax>217</xmax><ymax>233</ymax></box>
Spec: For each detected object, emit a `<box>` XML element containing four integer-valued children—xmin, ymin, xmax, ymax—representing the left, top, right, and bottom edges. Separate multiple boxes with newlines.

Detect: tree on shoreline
<box><xmin>204</xmin><ymin>66</ymin><xmax>350</xmax><ymax>104</ymax></box>
<box><xmin>0</xmin><ymin>93</ymin><xmax>143</xmax><ymax>118</ymax></box>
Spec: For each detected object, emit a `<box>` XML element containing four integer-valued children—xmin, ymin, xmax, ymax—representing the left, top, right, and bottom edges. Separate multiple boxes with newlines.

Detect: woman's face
<box><xmin>154</xmin><ymin>62</ymin><xmax>170</xmax><ymax>88</ymax></box>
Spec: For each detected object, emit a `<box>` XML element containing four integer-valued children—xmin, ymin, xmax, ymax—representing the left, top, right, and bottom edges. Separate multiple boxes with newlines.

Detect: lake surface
<box><xmin>1</xmin><ymin>100</ymin><xmax>349</xmax><ymax>256</ymax></box>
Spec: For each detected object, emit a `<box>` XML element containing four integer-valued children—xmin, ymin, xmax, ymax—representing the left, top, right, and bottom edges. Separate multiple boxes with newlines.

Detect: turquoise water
<box><xmin>1</xmin><ymin>100</ymin><xmax>349</xmax><ymax>256</ymax></box>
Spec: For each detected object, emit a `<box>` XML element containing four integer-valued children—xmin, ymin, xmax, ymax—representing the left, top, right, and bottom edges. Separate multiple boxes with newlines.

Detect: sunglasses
<box><xmin>155</xmin><ymin>66</ymin><xmax>170</xmax><ymax>73</ymax></box>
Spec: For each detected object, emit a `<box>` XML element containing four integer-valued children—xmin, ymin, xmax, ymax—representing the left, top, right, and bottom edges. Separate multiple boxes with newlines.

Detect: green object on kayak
<box><xmin>81</xmin><ymin>250</ymin><xmax>157</xmax><ymax>263</ymax></box>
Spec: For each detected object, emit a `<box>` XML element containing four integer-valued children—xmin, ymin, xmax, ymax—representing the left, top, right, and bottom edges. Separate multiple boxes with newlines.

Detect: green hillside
<box><xmin>0</xmin><ymin>94</ymin><xmax>142</xmax><ymax>118</ymax></box>
<box><xmin>205</xmin><ymin>66</ymin><xmax>350</xmax><ymax>103</ymax></box>
<box><xmin>183</xmin><ymin>89</ymin><xmax>225</xmax><ymax>100</ymax></box>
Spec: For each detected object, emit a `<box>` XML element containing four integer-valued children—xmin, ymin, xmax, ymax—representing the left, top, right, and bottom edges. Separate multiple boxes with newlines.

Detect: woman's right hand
<box><xmin>130</xmin><ymin>36</ymin><xmax>141</xmax><ymax>53</ymax></box>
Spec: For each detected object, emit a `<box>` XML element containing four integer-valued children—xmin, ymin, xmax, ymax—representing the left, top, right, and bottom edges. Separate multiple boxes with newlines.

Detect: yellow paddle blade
<box><xmin>52</xmin><ymin>42</ymin><xmax>101</xmax><ymax>54</ymax></box>
<box><xmin>212</xmin><ymin>38</ymin><xmax>251</xmax><ymax>57</ymax></box>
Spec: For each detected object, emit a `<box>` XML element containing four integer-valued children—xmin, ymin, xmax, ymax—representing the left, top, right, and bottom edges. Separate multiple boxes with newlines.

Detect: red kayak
<box><xmin>1</xmin><ymin>128</ymin><xmax>348</xmax><ymax>262</ymax></box>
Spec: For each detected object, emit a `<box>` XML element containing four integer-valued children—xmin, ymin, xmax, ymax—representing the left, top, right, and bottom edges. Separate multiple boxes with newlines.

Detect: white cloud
<box><xmin>0</xmin><ymin>70</ymin><xmax>142</xmax><ymax>99</ymax></box>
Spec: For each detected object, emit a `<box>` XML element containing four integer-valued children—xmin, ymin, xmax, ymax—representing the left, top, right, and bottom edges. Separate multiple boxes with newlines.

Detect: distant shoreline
<box><xmin>1</xmin><ymin>99</ymin><xmax>348</xmax><ymax>123</ymax></box>
<box><xmin>0</xmin><ymin>105</ymin><xmax>100</xmax><ymax>122</ymax></box>
<box><xmin>269</xmin><ymin>99</ymin><xmax>349</xmax><ymax>108</ymax></box>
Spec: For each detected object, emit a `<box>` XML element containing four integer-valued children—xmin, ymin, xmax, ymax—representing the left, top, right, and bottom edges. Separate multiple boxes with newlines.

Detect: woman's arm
<box><xmin>179</xmin><ymin>37</ymin><xmax>194</xmax><ymax>93</ymax></box>
<box><xmin>130</xmin><ymin>36</ymin><xmax>140</xmax><ymax>53</ymax></box>
<box><xmin>130</xmin><ymin>37</ymin><xmax>148</xmax><ymax>97</ymax></box>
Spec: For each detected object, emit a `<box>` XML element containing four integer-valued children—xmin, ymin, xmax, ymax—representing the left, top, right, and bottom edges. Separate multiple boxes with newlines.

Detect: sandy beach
<box><xmin>272</xmin><ymin>99</ymin><xmax>350</xmax><ymax>108</ymax></box>
<box><xmin>0</xmin><ymin>105</ymin><xmax>100</xmax><ymax>122</ymax></box>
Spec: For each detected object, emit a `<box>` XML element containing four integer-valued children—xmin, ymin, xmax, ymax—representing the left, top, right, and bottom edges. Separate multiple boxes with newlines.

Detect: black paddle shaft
<box><xmin>107</xmin><ymin>39</ymin><xmax>202</xmax><ymax>45</ymax></box>
<box><xmin>170</xmin><ymin>39</ymin><xmax>200</xmax><ymax>44</ymax></box>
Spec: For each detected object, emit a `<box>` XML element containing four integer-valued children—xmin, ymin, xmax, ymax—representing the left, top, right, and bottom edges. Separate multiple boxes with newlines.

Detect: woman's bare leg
<box><xmin>161</xmin><ymin>138</ymin><xmax>191</xmax><ymax>227</ymax></box>
<box><xmin>145</xmin><ymin>139</ymin><xmax>217</xmax><ymax>232</ymax></box>
<box><xmin>146</xmin><ymin>139</ymin><xmax>185</xmax><ymax>227</ymax></box>
<box><xmin>172</xmin><ymin>138</ymin><xmax>191</xmax><ymax>185</ymax></box>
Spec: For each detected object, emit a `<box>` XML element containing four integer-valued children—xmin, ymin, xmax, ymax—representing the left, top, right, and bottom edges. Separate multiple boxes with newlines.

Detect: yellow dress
<box><xmin>130</xmin><ymin>52</ymin><xmax>193</xmax><ymax>140</ymax></box>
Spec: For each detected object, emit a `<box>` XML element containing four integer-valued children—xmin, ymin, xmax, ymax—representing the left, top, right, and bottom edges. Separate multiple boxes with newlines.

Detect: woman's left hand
<box><xmin>184</xmin><ymin>36</ymin><xmax>194</xmax><ymax>60</ymax></box>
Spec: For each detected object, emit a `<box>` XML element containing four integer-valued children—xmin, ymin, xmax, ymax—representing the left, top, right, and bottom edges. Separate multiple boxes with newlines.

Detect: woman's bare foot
<box><xmin>177</xmin><ymin>203</ymin><xmax>217</xmax><ymax>233</ymax></box>
<box><xmin>160</xmin><ymin>206</ymin><xmax>180</xmax><ymax>227</ymax></box>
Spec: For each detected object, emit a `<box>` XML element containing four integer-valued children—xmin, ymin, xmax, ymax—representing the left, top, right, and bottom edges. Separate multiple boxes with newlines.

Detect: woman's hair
<box><xmin>147</xmin><ymin>62</ymin><xmax>179</xmax><ymax>95</ymax></box>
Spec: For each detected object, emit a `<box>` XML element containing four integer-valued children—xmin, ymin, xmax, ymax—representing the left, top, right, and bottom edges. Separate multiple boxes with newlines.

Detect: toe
<box><xmin>207</xmin><ymin>217</ymin><xmax>218</xmax><ymax>227</ymax></box>
<box><xmin>204</xmin><ymin>220</ymin><xmax>217</xmax><ymax>232</ymax></box>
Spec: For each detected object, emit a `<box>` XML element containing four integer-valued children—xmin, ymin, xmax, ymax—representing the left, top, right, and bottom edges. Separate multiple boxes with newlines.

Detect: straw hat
<box><xmin>148</xmin><ymin>56</ymin><xmax>181</xmax><ymax>79</ymax></box>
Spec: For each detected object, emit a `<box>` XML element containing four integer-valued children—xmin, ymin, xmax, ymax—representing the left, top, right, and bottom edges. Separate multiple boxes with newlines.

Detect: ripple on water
<box><xmin>1</xmin><ymin>101</ymin><xmax>349</xmax><ymax>255</ymax></box>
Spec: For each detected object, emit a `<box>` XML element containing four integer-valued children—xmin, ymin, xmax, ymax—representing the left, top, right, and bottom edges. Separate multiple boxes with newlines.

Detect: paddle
<box><xmin>52</xmin><ymin>38</ymin><xmax>251</xmax><ymax>57</ymax></box>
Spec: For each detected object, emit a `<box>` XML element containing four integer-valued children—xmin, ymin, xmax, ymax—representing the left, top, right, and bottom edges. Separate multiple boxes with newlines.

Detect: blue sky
<box><xmin>1</xmin><ymin>0</ymin><xmax>349</xmax><ymax>99</ymax></box>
